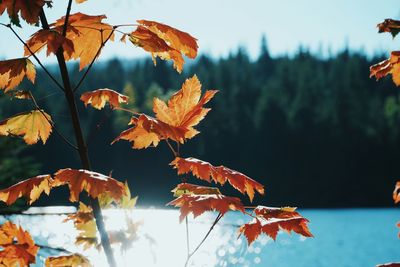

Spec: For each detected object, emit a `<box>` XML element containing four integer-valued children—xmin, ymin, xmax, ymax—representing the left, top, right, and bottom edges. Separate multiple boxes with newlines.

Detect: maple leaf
<box><xmin>9</xmin><ymin>90</ymin><xmax>32</xmax><ymax>100</ymax></box>
<box><xmin>129</xmin><ymin>20</ymin><xmax>198</xmax><ymax>73</ymax></box>
<box><xmin>98</xmin><ymin>182</ymin><xmax>137</xmax><ymax>209</ymax></box>
<box><xmin>45</xmin><ymin>254</ymin><xmax>92</xmax><ymax>267</ymax></box>
<box><xmin>377</xmin><ymin>19</ymin><xmax>400</xmax><ymax>38</ymax></box>
<box><xmin>171</xmin><ymin>157</ymin><xmax>265</xmax><ymax>202</ymax></box>
<box><xmin>172</xmin><ymin>183</ymin><xmax>221</xmax><ymax>197</ymax></box>
<box><xmin>75</xmin><ymin>0</ymin><xmax>88</xmax><ymax>3</ymax></box>
<box><xmin>238</xmin><ymin>206</ymin><xmax>313</xmax><ymax>245</ymax></box>
<box><xmin>36</xmin><ymin>13</ymin><xmax>115</xmax><ymax>70</ymax></box>
<box><xmin>376</xmin><ymin>264</ymin><xmax>400</xmax><ymax>267</ymax></box>
<box><xmin>153</xmin><ymin>75</ymin><xmax>217</xmax><ymax>139</ymax></box>
<box><xmin>0</xmin><ymin>175</ymin><xmax>52</xmax><ymax>205</ymax></box>
<box><xmin>112</xmin><ymin>114</ymin><xmax>187</xmax><ymax>149</ymax></box>
<box><xmin>167</xmin><ymin>194</ymin><xmax>244</xmax><ymax>222</ymax></box>
<box><xmin>53</xmin><ymin>168</ymin><xmax>125</xmax><ymax>202</ymax></box>
<box><xmin>25</xmin><ymin>29</ymin><xmax>75</xmax><ymax>58</ymax></box>
<box><xmin>80</xmin><ymin>89</ymin><xmax>129</xmax><ymax>110</ymax></box>
<box><xmin>393</xmin><ymin>181</ymin><xmax>400</xmax><ymax>204</ymax></box>
<box><xmin>0</xmin><ymin>0</ymin><xmax>45</xmax><ymax>26</ymax></box>
<box><xmin>0</xmin><ymin>110</ymin><xmax>53</xmax><ymax>145</ymax></box>
<box><xmin>64</xmin><ymin>202</ymin><xmax>99</xmax><ymax>250</ymax></box>
<box><xmin>0</xmin><ymin>221</ymin><xmax>39</xmax><ymax>266</ymax></box>
<box><xmin>370</xmin><ymin>51</ymin><xmax>400</xmax><ymax>86</ymax></box>
<box><xmin>0</xmin><ymin>58</ymin><xmax>36</xmax><ymax>92</ymax></box>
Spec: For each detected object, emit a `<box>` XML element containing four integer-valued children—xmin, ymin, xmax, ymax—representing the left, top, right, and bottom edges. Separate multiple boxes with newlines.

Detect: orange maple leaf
<box><xmin>0</xmin><ymin>175</ymin><xmax>52</xmax><ymax>205</ymax></box>
<box><xmin>80</xmin><ymin>88</ymin><xmax>129</xmax><ymax>110</ymax></box>
<box><xmin>171</xmin><ymin>157</ymin><xmax>265</xmax><ymax>202</ymax></box>
<box><xmin>0</xmin><ymin>221</ymin><xmax>39</xmax><ymax>267</ymax></box>
<box><xmin>153</xmin><ymin>75</ymin><xmax>217</xmax><ymax>139</ymax></box>
<box><xmin>25</xmin><ymin>29</ymin><xmax>75</xmax><ymax>57</ymax></box>
<box><xmin>0</xmin><ymin>58</ymin><xmax>36</xmax><ymax>92</ymax></box>
<box><xmin>112</xmin><ymin>114</ymin><xmax>187</xmax><ymax>149</ymax></box>
<box><xmin>167</xmin><ymin>193</ymin><xmax>244</xmax><ymax>222</ymax></box>
<box><xmin>45</xmin><ymin>254</ymin><xmax>92</xmax><ymax>267</ymax></box>
<box><xmin>239</xmin><ymin>206</ymin><xmax>313</xmax><ymax>245</ymax></box>
<box><xmin>376</xmin><ymin>264</ymin><xmax>400</xmax><ymax>267</ymax></box>
<box><xmin>53</xmin><ymin>168</ymin><xmax>125</xmax><ymax>202</ymax></box>
<box><xmin>0</xmin><ymin>0</ymin><xmax>45</xmax><ymax>26</ymax></box>
<box><xmin>370</xmin><ymin>51</ymin><xmax>400</xmax><ymax>86</ymax></box>
<box><xmin>171</xmin><ymin>183</ymin><xmax>221</xmax><ymax>197</ymax></box>
<box><xmin>32</xmin><ymin>13</ymin><xmax>115</xmax><ymax>70</ymax></box>
<box><xmin>129</xmin><ymin>20</ymin><xmax>198</xmax><ymax>73</ymax></box>
<box><xmin>0</xmin><ymin>110</ymin><xmax>53</xmax><ymax>145</ymax></box>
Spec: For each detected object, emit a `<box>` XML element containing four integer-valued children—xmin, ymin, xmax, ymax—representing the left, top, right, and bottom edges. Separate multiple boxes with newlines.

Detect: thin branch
<box><xmin>73</xmin><ymin>29</ymin><xmax>115</xmax><ymax>93</ymax></box>
<box><xmin>185</xmin><ymin>217</ymin><xmax>190</xmax><ymax>259</ymax></box>
<box><xmin>62</xmin><ymin>0</ymin><xmax>73</xmax><ymax>37</ymax></box>
<box><xmin>184</xmin><ymin>212</ymin><xmax>224</xmax><ymax>267</ymax></box>
<box><xmin>165</xmin><ymin>140</ymin><xmax>178</xmax><ymax>157</ymax></box>
<box><xmin>0</xmin><ymin>23</ymin><xmax>65</xmax><ymax>92</ymax></box>
<box><xmin>28</xmin><ymin>91</ymin><xmax>78</xmax><ymax>150</ymax></box>
<box><xmin>113</xmin><ymin>106</ymin><xmax>140</xmax><ymax>116</ymax></box>
<box><xmin>36</xmin><ymin>243</ymin><xmax>73</xmax><ymax>254</ymax></box>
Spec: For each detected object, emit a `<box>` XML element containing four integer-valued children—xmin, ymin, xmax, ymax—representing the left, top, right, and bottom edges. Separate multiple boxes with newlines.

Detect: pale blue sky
<box><xmin>0</xmin><ymin>0</ymin><xmax>399</xmax><ymax>62</ymax></box>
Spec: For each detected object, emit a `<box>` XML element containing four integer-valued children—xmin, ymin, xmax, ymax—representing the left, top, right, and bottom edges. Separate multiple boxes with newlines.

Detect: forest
<box><xmin>2</xmin><ymin>37</ymin><xmax>399</xmax><ymax>208</ymax></box>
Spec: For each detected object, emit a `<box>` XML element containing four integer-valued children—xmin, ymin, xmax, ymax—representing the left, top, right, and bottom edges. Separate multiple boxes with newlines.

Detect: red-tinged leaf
<box><xmin>239</xmin><ymin>206</ymin><xmax>313</xmax><ymax>245</ymax></box>
<box><xmin>80</xmin><ymin>88</ymin><xmax>129</xmax><ymax>110</ymax></box>
<box><xmin>48</xmin><ymin>13</ymin><xmax>115</xmax><ymax>70</ymax></box>
<box><xmin>370</xmin><ymin>51</ymin><xmax>400</xmax><ymax>86</ymax></box>
<box><xmin>0</xmin><ymin>0</ymin><xmax>45</xmax><ymax>26</ymax></box>
<box><xmin>0</xmin><ymin>110</ymin><xmax>53</xmax><ymax>145</ymax></box>
<box><xmin>45</xmin><ymin>253</ymin><xmax>92</xmax><ymax>267</ymax></box>
<box><xmin>172</xmin><ymin>183</ymin><xmax>221</xmax><ymax>197</ymax></box>
<box><xmin>112</xmin><ymin>114</ymin><xmax>187</xmax><ymax>149</ymax></box>
<box><xmin>0</xmin><ymin>58</ymin><xmax>36</xmax><ymax>92</ymax></box>
<box><xmin>53</xmin><ymin>169</ymin><xmax>125</xmax><ymax>202</ymax></box>
<box><xmin>377</xmin><ymin>19</ymin><xmax>400</xmax><ymax>38</ymax></box>
<box><xmin>25</xmin><ymin>29</ymin><xmax>75</xmax><ymax>57</ymax></box>
<box><xmin>10</xmin><ymin>90</ymin><xmax>32</xmax><ymax>100</ymax></box>
<box><xmin>376</xmin><ymin>264</ymin><xmax>400</xmax><ymax>267</ymax></box>
<box><xmin>75</xmin><ymin>0</ymin><xmax>88</xmax><ymax>3</ymax></box>
<box><xmin>153</xmin><ymin>75</ymin><xmax>218</xmax><ymax>139</ymax></box>
<box><xmin>0</xmin><ymin>175</ymin><xmax>52</xmax><ymax>205</ymax></box>
<box><xmin>171</xmin><ymin>157</ymin><xmax>264</xmax><ymax>202</ymax></box>
<box><xmin>167</xmin><ymin>194</ymin><xmax>244</xmax><ymax>222</ymax></box>
<box><xmin>0</xmin><ymin>221</ymin><xmax>38</xmax><ymax>266</ymax></box>
<box><xmin>137</xmin><ymin>20</ymin><xmax>198</xmax><ymax>59</ymax></box>
<box><xmin>129</xmin><ymin>19</ymin><xmax>198</xmax><ymax>73</ymax></box>
<box><xmin>393</xmin><ymin>181</ymin><xmax>400</xmax><ymax>204</ymax></box>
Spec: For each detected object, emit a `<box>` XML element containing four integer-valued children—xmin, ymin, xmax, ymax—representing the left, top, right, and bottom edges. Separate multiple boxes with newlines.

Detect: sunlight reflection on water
<box><xmin>1</xmin><ymin>208</ymin><xmax>399</xmax><ymax>267</ymax></box>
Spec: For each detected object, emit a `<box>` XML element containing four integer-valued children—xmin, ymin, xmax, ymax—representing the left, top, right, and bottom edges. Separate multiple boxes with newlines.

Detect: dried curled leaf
<box><xmin>377</xmin><ymin>19</ymin><xmax>400</xmax><ymax>38</ymax></box>
<box><xmin>0</xmin><ymin>175</ymin><xmax>52</xmax><ymax>205</ymax></box>
<box><xmin>25</xmin><ymin>29</ymin><xmax>75</xmax><ymax>57</ymax></box>
<box><xmin>45</xmin><ymin>254</ymin><xmax>92</xmax><ymax>267</ymax></box>
<box><xmin>9</xmin><ymin>90</ymin><xmax>32</xmax><ymax>100</ymax></box>
<box><xmin>0</xmin><ymin>221</ymin><xmax>39</xmax><ymax>266</ymax></box>
<box><xmin>239</xmin><ymin>206</ymin><xmax>313</xmax><ymax>245</ymax></box>
<box><xmin>167</xmin><ymin>194</ymin><xmax>244</xmax><ymax>222</ymax></box>
<box><xmin>171</xmin><ymin>157</ymin><xmax>264</xmax><ymax>202</ymax></box>
<box><xmin>129</xmin><ymin>20</ymin><xmax>198</xmax><ymax>73</ymax></box>
<box><xmin>0</xmin><ymin>0</ymin><xmax>45</xmax><ymax>26</ymax></box>
<box><xmin>172</xmin><ymin>183</ymin><xmax>221</xmax><ymax>197</ymax></box>
<box><xmin>0</xmin><ymin>58</ymin><xmax>36</xmax><ymax>92</ymax></box>
<box><xmin>370</xmin><ymin>51</ymin><xmax>400</xmax><ymax>86</ymax></box>
<box><xmin>53</xmin><ymin>168</ymin><xmax>125</xmax><ymax>202</ymax></box>
<box><xmin>0</xmin><ymin>110</ymin><xmax>53</xmax><ymax>145</ymax></box>
<box><xmin>80</xmin><ymin>89</ymin><xmax>129</xmax><ymax>110</ymax></box>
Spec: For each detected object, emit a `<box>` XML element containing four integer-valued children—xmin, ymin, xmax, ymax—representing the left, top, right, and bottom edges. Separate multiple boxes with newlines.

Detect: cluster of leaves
<box><xmin>371</xmin><ymin>19</ymin><xmax>400</xmax><ymax>267</ymax></box>
<box><xmin>0</xmin><ymin>0</ymin><xmax>313</xmax><ymax>266</ymax></box>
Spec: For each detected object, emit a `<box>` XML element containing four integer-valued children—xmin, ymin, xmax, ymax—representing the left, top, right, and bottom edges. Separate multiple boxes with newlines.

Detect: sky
<box><xmin>0</xmin><ymin>0</ymin><xmax>399</xmax><ymax>63</ymax></box>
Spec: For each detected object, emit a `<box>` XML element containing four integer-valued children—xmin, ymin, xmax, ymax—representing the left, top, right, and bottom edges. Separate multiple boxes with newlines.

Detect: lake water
<box><xmin>2</xmin><ymin>208</ymin><xmax>399</xmax><ymax>267</ymax></box>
